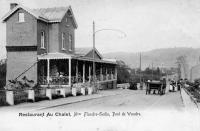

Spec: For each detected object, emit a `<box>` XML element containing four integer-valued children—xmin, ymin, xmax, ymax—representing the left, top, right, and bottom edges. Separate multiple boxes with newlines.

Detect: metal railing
<box><xmin>184</xmin><ymin>85</ymin><xmax>200</xmax><ymax>102</ymax></box>
<box><xmin>103</xmin><ymin>75</ymin><xmax>107</xmax><ymax>81</ymax></box>
<box><xmin>38</xmin><ymin>76</ymin><xmax>69</xmax><ymax>85</ymax></box>
<box><xmin>108</xmin><ymin>74</ymin><xmax>112</xmax><ymax>80</ymax></box>
<box><xmin>38</xmin><ymin>74</ymin><xmax>117</xmax><ymax>85</ymax></box>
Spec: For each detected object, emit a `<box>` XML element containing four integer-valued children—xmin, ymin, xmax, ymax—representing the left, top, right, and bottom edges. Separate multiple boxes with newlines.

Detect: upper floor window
<box><xmin>41</xmin><ymin>31</ymin><xmax>45</xmax><ymax>49</ymax></box>
<box><xmin>18</xmin><ymin>13</ymin><xmax>25</xmax><ymax>22</ymax></box>
<box><xmin>66</xmin><ymin>18</ymin><xmax>68</xmax><ymax>23</ymax></box>
<box><xmin>62</xmin><ymin>33</ymin><xmax>65</xmax><ymax>50</ymax></box>
<box><xmin>69</xmin><ymin>34</ymin><xmax>72</xmax><ymax>51</ymax></box>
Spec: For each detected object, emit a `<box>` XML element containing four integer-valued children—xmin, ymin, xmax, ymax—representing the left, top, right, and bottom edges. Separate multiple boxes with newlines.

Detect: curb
<box><xmin>180</xmin><ymin>88</ymin><xmax>199</xmax><ymax>110</ymax></box>
<box><xmin>33</xmin><ymin>93</ymin><xmax>121</xmax><ymax>111</ymax></box>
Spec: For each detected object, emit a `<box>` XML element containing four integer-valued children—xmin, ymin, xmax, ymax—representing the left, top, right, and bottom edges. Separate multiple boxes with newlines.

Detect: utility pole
<box><xmin>139</xmin><ymin>52</ymin><xmax>142</xmax><ymax>88</ymax></box>
<box><xmin>91</xmin><ymin>21</ymin><xmax>126</xmax><ymax>92</ymax></box>
<box><xmin>151</xmin><ymin>62</ymin><xmax>153</xmax><ymax>80</ymax></box>
<box><xmin>93</xmin><ymin>21</ymin><xmax>96</xmax><ymax>90</ymax></box>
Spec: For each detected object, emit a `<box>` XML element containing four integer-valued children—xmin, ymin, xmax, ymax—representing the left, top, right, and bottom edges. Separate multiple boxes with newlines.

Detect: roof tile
<box><xmin>32</xmin><ymin>7</ymin><xmax>69</xmax><ymax>22</ymax></box>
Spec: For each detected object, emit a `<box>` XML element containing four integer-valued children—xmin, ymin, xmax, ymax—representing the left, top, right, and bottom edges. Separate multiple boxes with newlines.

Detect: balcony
<box><xmin>38</xmin><ymin>74</ymin><xmax>117</xmax><ymax>86</ymax></box>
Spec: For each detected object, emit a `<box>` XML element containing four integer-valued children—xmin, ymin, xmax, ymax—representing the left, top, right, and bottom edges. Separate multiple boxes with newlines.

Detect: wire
<box><xmin>95</xmin><ymin>28</ymin><xmax>127</xmax><ymax>38</ymax></box>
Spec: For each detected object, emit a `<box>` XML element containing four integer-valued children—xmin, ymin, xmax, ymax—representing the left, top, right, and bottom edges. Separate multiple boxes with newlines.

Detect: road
<box><xmin>1</xmin><ymin>89</ymin><xmax>200</xmax><ymax>131</ymax></box>
<box><xmin>42</xmin><ymin>89</ymin><xmax>184</xmax><ymax>111</ymax></box>
<box><xmin>38</xmin><ymin>89</ymin><xmax>200</xmax><ymax>131</ymax></box>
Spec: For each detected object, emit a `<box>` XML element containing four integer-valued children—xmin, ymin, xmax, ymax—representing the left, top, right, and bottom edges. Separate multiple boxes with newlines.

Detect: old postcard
<box><xmin>0</xmin><ymin>0</ymin><xmax>200</xmax><ymax>131</ymax></box>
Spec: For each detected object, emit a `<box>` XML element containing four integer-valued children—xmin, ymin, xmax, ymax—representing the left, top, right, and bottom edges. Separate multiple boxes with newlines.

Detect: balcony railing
<box><xmin>108</xmin><ymin>74</ymin><xmax>112</xmax><ymax>80</ymax></box>
<box><xmin>38</xmin><ymin>76</ymin><xmax>69</xmax><ymax>85</ymax></box>
<box><xmin>38</xmin><ymin>74</ymin><xmax>117</xmax><ymax>85</ymax></box>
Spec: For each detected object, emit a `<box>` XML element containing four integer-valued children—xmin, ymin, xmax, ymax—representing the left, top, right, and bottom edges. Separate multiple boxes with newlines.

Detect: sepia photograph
<box><xmin>0</xmin><ymin>0</ymin><xmax>200</xmax><ymax>131</ymax></box>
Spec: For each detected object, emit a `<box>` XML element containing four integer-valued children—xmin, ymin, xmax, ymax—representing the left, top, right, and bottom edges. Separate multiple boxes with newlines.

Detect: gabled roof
<box><xmin>75</xmin><ymin>47</ymin><xmax>92</xmax><ymax>56</ymax></box>
<box><xmin>75</xmin><ymin>47</ymin><xmax>103</xmax><ymax>59</ymax></box>
<box><xmin>2</xmin><ymin>4</ymin><xmax>78</xmax><ymax>28</ymax></box>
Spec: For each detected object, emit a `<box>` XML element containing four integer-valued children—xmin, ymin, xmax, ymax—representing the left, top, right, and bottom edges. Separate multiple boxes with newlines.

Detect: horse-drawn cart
<box><xmin>146</xmin><ymin>80</ymin><xmax>166</xmax><ymax>95</ymax></box>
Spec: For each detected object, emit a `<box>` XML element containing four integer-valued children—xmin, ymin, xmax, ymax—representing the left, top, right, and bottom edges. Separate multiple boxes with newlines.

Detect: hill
<box><xmin>103</xmin><ymin>47</ymin><xmax>200</xmax><ymax>69</ymax></box>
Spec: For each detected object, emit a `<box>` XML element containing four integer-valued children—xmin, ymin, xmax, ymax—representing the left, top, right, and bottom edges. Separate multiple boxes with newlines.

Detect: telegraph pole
<box><xmin>92</xmin><ymin>21</ymin><xmax>126</xmax><ymax>92</ymax></box>
<box><xmin>151</xmin><ymin>62</ymin><xmax>153</xmax><ymax>80</ymax></box>
<box><xmin>139</xmin><ymin>52</ymin><xmax>142</xmax><ymax>88</ymax></box>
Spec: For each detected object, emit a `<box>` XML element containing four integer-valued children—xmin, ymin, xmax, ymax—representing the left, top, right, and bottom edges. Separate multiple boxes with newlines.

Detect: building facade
<box><xmin>2</xmin><ymin>3</ymin><xmax>117</xmax><ymax>90</ymax></box>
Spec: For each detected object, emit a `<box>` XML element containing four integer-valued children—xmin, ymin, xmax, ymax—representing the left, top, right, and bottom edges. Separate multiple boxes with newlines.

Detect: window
<box><xmin>69</xmin><ymin>34</ymin><xmax>72</xmax><ymax>51</ymax></box>
<box><xmin>41</xmin><ymin>31</ymin><xmax>45</xmax><ymax>49</ymax></box>
<box><xmin>62</xmin><ymin>33</ymin><xmax>65</xmax><ymax>50</ymax></box>
<box><xmin>66</xmin><ymin>18</ymin><xmax>68</xmax><ymax>23</ymax></box>
<box><xmin>18</xmin><ymin>13</ymin><xmax>25</xmax><ymax>22</ymax></box>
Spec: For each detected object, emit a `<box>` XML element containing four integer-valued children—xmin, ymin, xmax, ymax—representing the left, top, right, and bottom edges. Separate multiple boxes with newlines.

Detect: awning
<box><xmin>37</xmin><ymin>53</ymin><xmax>73</xmax><ymax>60</ymax></box>
<box><xmin>73</xmin><ymin>56</ymin><xmax>117</xmax><ymax>64</ymax></box>
<box><xmin>38</xmin><ymin>53</ymin><xmax>117</xmax><ymax>64</ymax></box>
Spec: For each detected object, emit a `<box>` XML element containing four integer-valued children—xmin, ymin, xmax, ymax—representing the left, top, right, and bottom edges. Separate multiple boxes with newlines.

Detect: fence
<box><xmin>38</xmin><ymin>76</ymin><xmax>69</xmax><ymax>85</ymax></box>
<box><xmin>184</xmin><ymin>85</ymin><xmax>200</xmax><ymax>103</ymax></box>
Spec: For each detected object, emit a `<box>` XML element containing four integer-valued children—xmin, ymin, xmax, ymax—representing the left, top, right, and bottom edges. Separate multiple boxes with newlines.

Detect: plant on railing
<box><xmin>6</xmin><ymin>76</ymin><xmax>35</xmax><ymax>90</ymax></box>
<box><xmin>72</xmin><ymin>76</ymin><xmax>83</xmax><ymax>84</ymax></box>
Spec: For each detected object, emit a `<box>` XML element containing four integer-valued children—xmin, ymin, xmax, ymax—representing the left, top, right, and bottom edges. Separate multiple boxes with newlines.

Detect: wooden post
<box><xmin>115</xmin><ymin>66</ymin><xmax>117</xmax><ymax>80</ymax></box>
<box><xmin>106</xmin><ymin>67</ymin><xmax>108</xmax><ymax>80</ymax></box>
<box><xmin>76</xmin><ymin>60</ymin><xmax>78</xmax><ymax>82</ymax></box>
<box><xmin>83</xmin><ymin>62</ymin><xmax>85</xmax><ymax>83</ymax></box>
<box><xmin>69</xmin><ymin>58</ymin><xmax>71</xmax><ymax>87</ymax></box>
<box><xmin>47</xmin><ymin>59</ymin><xmax>50</xmax><ymax>84</ymax></box>
<box><xmin>100</xmin><ymin>65</ymin><xmax>103</xmax><ymax>81</ymax></box>
<box><xmin>89</xmin><ymin>66</ymin><xmax>91</xmax><ymax>82</ymax></box>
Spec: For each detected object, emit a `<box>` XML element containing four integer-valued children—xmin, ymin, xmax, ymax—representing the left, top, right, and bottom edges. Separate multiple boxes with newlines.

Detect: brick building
<box><xmin>2</xmin><ymin>3</ymin><xmax>117</xmax><ymax>90</ymax></box>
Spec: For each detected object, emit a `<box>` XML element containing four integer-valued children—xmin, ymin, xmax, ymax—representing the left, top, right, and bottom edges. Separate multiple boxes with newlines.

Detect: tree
<box><xmin>0</xmin><ymin>59</ymin><xmax>6</xmax><ymax>89</ymax></box>
<box><xmin>116</xmin><ymin>60</ymin><xmax>131</xmax><ymax>83</ymax></box>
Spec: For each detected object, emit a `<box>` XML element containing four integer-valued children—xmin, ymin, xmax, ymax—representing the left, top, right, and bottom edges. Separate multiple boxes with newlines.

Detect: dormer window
<box><xmin>69</xmin><ymin>34</ymin><xmax>72</xmax><ymax>51</ymax></box>
<box><xmin>18</xmin><ymin>13</ymin><xmax>25</xmax><ymax>22</ymax></box>
<box><xmin>41</xmin><ymin>31</ymin><xmax>45</xmax><ymax>49</ymax></box>
<box><xmin>62</xmin><ymin>33</ymin><xmax>65</xmax><ymax>50</ymax></box>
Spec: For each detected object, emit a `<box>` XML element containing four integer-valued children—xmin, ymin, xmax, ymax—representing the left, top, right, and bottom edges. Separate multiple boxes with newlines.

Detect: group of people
<box><xmin>169</xmin><ymin>79</ymin><xmax>186</xmax><ymax>92</ymax></box>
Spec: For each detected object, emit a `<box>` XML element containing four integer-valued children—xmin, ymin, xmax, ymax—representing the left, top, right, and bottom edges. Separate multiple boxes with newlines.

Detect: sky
<box><xmin>1</xmin><ymin>0</ymin><xmax>200</xmax><ymax>59</ymax></box>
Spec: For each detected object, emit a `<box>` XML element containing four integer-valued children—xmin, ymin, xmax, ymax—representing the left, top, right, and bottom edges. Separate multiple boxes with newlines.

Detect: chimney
<box><xmin>10</xmin><ymin>3</ymin><xmax>18</xmax><ymax>10</ymax></box>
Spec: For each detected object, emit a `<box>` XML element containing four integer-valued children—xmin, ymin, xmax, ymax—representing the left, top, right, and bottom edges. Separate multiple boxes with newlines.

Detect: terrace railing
<box><xmin>108</xmin><ymin>74</ymin><xmax>112</xmax><ymax>80</ymax></box>
<box><xmin>103</xmin><ymin>75</ymin><xmax>107</xmax><ymax>81</ymax></box>
<box><xmin>38</xmin><ymin>76</ymin><xmax>69</xmax><ymax>85</ymax></box>
<box><xmin>38</xmin><ymin>74</ymin><xmax>117</xmax><ymax>86</ymax></box>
